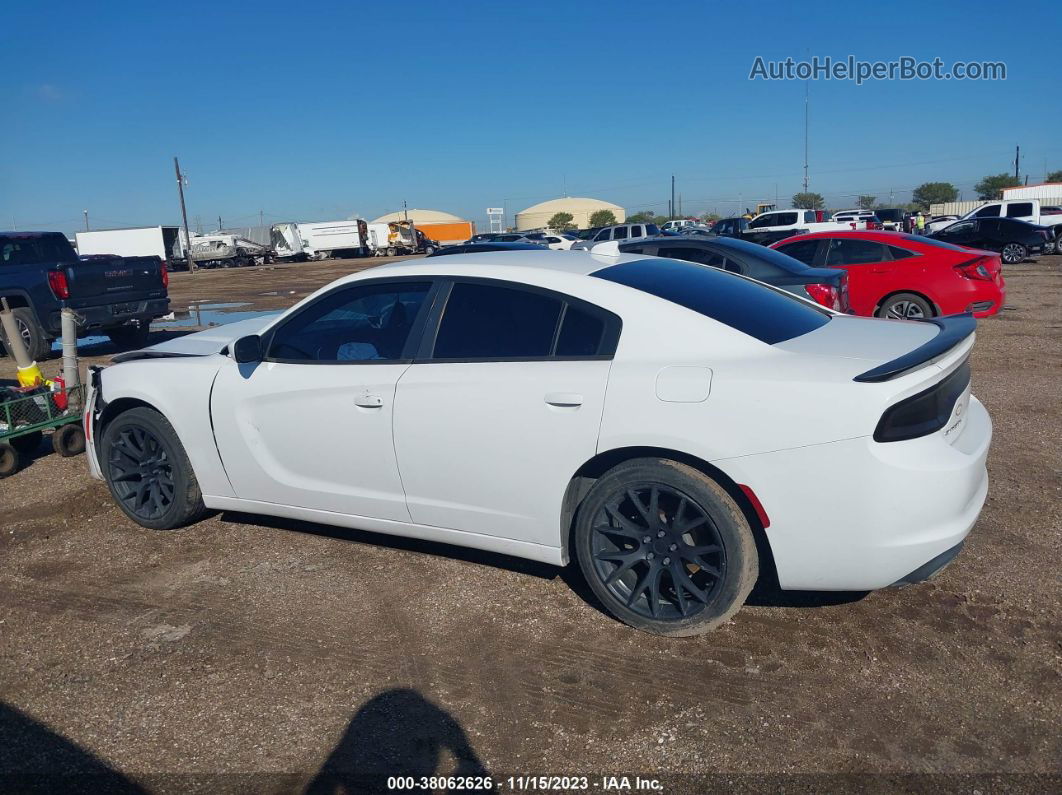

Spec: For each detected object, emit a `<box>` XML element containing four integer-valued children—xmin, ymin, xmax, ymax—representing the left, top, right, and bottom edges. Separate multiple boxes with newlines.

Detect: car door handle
<box><xmin>354</xmin><ymin>395</ymin><xmax>383</xmax><ymax>408</ymax></box>
<box><xmin>545</xmin><ymin>392</ymin><xmax>583</xmax><ymax>407</ymax></box>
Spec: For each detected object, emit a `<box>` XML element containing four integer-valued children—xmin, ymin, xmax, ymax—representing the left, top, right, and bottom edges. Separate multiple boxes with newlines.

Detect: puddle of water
<box><xmin>50</xmin><ymin>335</ymin><xmax>109</xmax><ymax>351</ymax></box>
<box><xmin>187</xmin><ymin>302</ymin><xmax>250</xmax><ymax>310</ymax></box>
<box><xmin>157</xmin><ymin>307</ymin><xmax>280</xmax><ymax>329</ymax></box>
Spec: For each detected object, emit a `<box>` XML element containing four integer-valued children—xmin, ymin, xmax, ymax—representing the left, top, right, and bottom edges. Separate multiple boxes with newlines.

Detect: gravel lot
<box><xmin>1</xmin><ymin>254</ymin><xmax>1059</xmax><ymax>792</ymax></box>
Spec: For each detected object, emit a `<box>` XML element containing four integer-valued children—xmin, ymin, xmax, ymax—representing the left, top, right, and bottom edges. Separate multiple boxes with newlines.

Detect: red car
<box><xmin>770</xmin><ymin>231</ymin><xmax>1006</xmax><ymax>319</ymax></box>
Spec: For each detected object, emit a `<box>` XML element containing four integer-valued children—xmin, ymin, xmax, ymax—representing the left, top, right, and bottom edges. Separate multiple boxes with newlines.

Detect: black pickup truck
<box><xmin>0</xmin><ymin>231</ymin><xmax>169</xmax><ymax>360</ymax></box>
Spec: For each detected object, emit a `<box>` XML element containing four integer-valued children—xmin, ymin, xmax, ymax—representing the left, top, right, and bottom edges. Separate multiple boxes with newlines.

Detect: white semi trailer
<box><xmin>75</xmin><ymin>226</ymin><xmax>182</xmax><ymax>263</ymax></box>
<box><xmin>271</xmin><ymin>220</ymin><xmax>369</xmax><ymax>260</ymax></box>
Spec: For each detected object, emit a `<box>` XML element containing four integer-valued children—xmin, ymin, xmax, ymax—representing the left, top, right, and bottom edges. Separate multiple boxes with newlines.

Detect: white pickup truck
<box><xmin>738</xmin><ymin>209</ymin><xmax>856</xmax><ymax>245</ymax></box>
<box><xmin>961</xmin><ymin>199</ymin><xmax>1062</xmax><ymax>228</ymax></box>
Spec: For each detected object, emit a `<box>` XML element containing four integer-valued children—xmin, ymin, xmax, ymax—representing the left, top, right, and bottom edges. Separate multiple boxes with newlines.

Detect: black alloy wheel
<box><xmin>106</xmin><ymin>424</ymin><xmax>177</xmax><ymax>521</ymax></box>
<box><xmin>590</xmin><ymin>483</ymin><xmax>727</xmax><ymax>621</ymax></box>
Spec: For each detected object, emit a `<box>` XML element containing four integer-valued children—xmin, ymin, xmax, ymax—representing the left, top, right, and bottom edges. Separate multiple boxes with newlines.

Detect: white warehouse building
<box><xmin>515</xmin><ymin>197</ymin><xmax>625</xmax><ymax>231</ymax></box>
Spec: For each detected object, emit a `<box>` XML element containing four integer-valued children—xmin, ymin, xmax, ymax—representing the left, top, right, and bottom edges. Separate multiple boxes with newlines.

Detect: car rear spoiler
<box><xmin>853</xmin><ymin>314</ymin><xmax>976</xmax><ymax>383</ymax></box>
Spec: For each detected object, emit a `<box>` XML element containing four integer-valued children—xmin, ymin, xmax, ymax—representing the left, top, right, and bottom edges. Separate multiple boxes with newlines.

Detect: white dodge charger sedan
<box><xmin>84</xmin><ymin>250</ymin><xmax>991</xmax><ymax>636</ymax></box>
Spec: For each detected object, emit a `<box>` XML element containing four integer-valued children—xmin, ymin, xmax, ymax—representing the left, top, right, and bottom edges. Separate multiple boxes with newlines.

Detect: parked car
<box><xmin>464</xmin><ymin>233</ymin><xmax>542</xmax><ymax>245</ymax></box>
<box><xmin>711</xmin><ymin>217</ymin><xmax>750</xmax><ymax>238</ymax></box>
<box><xmin>523</xmin><ymin>232</ymin><xmax>580</xmax><ymax>250</ymax></box>
<box><xmin>570</xmin><ymin>223</ymin><xmax>661</xmax><ymax>250</ymax></box>
<box><xmin>0</xmin><ymin>232</ymin><xmax>169</xmax><ymax>359</ymax></box>
<box><xmin>428</xmin><ymin>243</ymin><xmax>545</xmax><ymax>257</ymax></box>
<box><xmin>926</xmin><ymin>215</ymin><xmax>960</xmax><ymax>234</ymax></box>
<box><xmin>85</xmin><ymin>250</ymin><xmax>991</xmax><ymax>636</ymax></box>
<box><xmin>958</xmin><ymin>198</ymin><xmax>1062</xmax><ymax>232</ymax></box>
<box><xmin>771</xmin><ymin>231</ymin><xmax>1006</xmax><ymax>319</ymax></box>
<box><xmin>618</xmin><ymin>235</ymin><xmax>849</xmax><ymax>311</ymax></box>
<box><xmin>927</xmin><ymin>217</ymin><xmax>1050</xmax><ymax>264</ymax></box>
<box><xmin>661</xmin><ymin>220</ymin><xmax>698</xmax><ymax>232</ymax></box>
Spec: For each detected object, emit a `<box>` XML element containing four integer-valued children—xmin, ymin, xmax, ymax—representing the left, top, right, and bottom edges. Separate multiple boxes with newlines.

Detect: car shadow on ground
<box><xmin>219</xmin><ymin>511</ymin><xmax>868</xmax><ymax>617</ymax></box>
<box><xmin>1</xmin><ymin>690</ymin><xmax>492</xmax><ymax>794</ymax></box>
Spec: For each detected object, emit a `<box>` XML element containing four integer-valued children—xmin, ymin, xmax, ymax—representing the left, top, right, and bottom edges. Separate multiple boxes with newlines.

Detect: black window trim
<box><xmin>259</xmin><ymin>276</ymin><xmax>444</xmax><ymax>365</ymax></box>
<box><xmin>414</xmin><ymin>276</ymin><xmax>623</xmax><ymax>363</ymax></box>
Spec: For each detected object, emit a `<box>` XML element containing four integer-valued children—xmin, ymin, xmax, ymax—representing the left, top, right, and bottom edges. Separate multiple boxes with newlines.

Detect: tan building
<box><xmin>515</xmin><ymin>197</ymin><xmax>625</xmax><ymax>231</ymax></box>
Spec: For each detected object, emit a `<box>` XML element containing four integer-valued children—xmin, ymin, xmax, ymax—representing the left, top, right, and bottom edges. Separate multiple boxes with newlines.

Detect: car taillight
<box><xmin>875</xmin><ymin>360</ymin><xmax>970</xmax><ymax>442</ymax></box>
<box><xmin>867</xmin><ymin>220</ymin><xmax>882</xmax><ymax>230</ymax></box>
<box><xmin>160</xmin><ymin>261</ymin><xmax>169</xmax><ymax>289</ymax></box>
<box><xmin>805</xmin><ymin>282</ymin><xmax>841</xmax><ymax>310</ymax></box>
<box><xmin>955</xmin><ymin>258</ymin><xmax>992</xmax><ymax>281</ymax></box>
<box><xmin>47</xmin><ymin>270</ymin><xmax>70</xmax><ymax>299</ymax></box>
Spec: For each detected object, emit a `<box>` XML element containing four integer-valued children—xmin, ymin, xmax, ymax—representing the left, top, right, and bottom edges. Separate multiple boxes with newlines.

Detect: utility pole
<box><xmin>803</xmin><ymin>78</ymin><xmax>810</xmax><ymax>193</ymax></box>
<box><xmin>174</xmin><ymin>157</ymin><xmax>196</xmax><ymax>273</ymax></box>
<box><xmin>259</xmin><ymin>209</ymin><xmax>264</xmax><ymax>230</ymax></box>
<box><xmin>670</xmin><ymin>175</ymin><xmax>675</xmax><ymax>220</ymax></box>
<box><xmin>1014</xmin><ymin>145</ymin><xmax>1020</xmax><ymax>181</ymax></box>
<box><xmin>83</xmin><ymin>209</ymin><xmax>89</xmax><ymax>232</ymax></box>
<box><xmin>218</xmin><ymin>215</ymin><xmax>223</xmax><ymax>232</ymax></box>
<box><xmin>403</xmin><ymin>200</ymin><xmax>409</xmax><ymax>222</ymax></box>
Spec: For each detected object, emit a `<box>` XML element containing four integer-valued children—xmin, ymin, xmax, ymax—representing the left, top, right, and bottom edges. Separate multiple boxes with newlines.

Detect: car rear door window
<box><xmin>613</xmin><ymin>227</ymin><xmax>629</xmax><ymax>240</ymax></box>
<box><xmin>1006</xmin><ymin>202</ymin><xmax>1033</xmax><ymax>218</ymax></box>
<box><xmin>433</xmin><ymin>283</ymin><xmax>563</xmax><ymax>359</ymax></box>
<box><xmin>555</xmin><ymin>305</ymin><xmax>607</xmax><ymax>357</ymax></box>
<box><xmin>824</xmin><ymin>239</ymin><xmax>887</xmax><ymax>265</ymax></box>
<box><xmin>888</xmin><ymin>245</ymin><xmax>917</xmax><ymax>260</ymax></box>
<box><xmin>268</xmin><ymin>282</ymin><xmax>431</xmax><ymax>363</ymax></box>
<box><xmin>774</xmin><ymin>239</ymin><xmax>819</xmax><ymax>265</ymax></box>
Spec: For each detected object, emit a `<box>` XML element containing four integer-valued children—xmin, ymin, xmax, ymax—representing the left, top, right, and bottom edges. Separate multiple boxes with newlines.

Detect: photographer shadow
<box><xmin>306</xmin><ymin>688</ymin><xmax>494</xmax><ymax>795</ymax></box>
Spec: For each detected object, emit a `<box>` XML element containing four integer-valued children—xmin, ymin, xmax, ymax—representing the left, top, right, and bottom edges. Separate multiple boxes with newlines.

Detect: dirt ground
<box><xmin>0</xmin><ymin>254</ymin><xmax>1059</xmax><ymax>793</ymax></box>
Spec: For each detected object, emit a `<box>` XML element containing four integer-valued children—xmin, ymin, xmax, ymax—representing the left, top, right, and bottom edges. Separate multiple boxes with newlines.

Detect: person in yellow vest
<box><xmin>916</xmin><ymin>211</ymin><xmax>926</xmax><ymax>234</ymax></box>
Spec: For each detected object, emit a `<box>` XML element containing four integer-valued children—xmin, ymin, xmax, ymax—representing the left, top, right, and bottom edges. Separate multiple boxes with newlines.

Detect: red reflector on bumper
<box><xmin>738</xmin><ymin>484</ymin><xmax>771</xmax><ymax>529</ymax></box>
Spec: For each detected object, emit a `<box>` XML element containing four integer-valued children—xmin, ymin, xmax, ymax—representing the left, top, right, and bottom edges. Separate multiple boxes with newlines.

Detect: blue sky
<box><xmin>2</xmin><ymin>1</ymin><xmax>1060</xmax><ymax>234</ymax></box>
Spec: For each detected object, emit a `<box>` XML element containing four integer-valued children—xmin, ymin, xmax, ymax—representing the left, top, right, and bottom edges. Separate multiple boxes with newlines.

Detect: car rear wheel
<box><xmin>878</xmin><ymin>293</ymin><xmax>933</xmax><ymax>320</ymax></box>
<box><xmin>574</xmin><ymin>458</ymin><xmax>758</xmax><ymax>636</ymax></box>
<box><xmin>0</xmin><ymin>443</ymin><xmax>21</xmax><ymax>478</ymax></box>
<box><xmin>1001</xmin><ymin>243</ymin><xmax>1027</xmax><ymax>264</ymax></box>
<box><xmin>100</xmin><ymin>407</ymin><xmax>206</xmax><ymax>530</ymax></box>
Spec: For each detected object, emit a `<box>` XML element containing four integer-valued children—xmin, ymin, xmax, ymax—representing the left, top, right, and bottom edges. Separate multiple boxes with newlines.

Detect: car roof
<box><xmin>349</xmin><ymin>248</ymin><xmax>650</xmax><ymax>281</ymax></box>
<box><xmin>776</xmin><ymin>230</ymin><xmax>917</xmax><ymax>243</ymax></box>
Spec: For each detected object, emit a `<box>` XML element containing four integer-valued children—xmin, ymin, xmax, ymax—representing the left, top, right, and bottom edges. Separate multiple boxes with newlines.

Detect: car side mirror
<box><xmin>232</xmin><ymin>335</ymin><xmax>263</xmax><ymax>363</ymax></box>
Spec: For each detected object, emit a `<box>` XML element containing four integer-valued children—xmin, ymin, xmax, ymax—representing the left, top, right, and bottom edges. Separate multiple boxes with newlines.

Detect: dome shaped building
<box><xmin>515</xmin><ymin>197</ymin><xmax>625</xmax><ymax>231</ymax></box>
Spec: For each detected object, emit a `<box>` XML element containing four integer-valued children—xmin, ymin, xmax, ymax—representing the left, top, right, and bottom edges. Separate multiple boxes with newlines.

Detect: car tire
<box><xmin>0</xmin><ymin>442</ymin><xmax>21</xmax><ymax>478</ymax></box>
<box><xmin>106</xmin><ymin>320</ymin><xmax>151</xmax><ymax>350</ymax></box>
<box><xmin>0</xmin><ymin>307</ymin><xmax>50</xmax><ymax>361</ymax></box>
<box><xmin>1000</xmin><ymin>242</ymin><xmax>1027</xmax><ymax>264</ymax></box>
<box><xmin>423</xmin><ymin>245</ymin><xmax>435</xmax><ymax>255</ymax></box>
<box><xmin>100</xmin><ymin>406</ymin><xmax>207</xmax><ymax>530</ymax></box>
<box><xmin>386</xmin><ymin>246</ymin><xmax>397</xmax><ymax>257</ymax></box>
<box><xmin>10</xmin><ymin>431</ymin><xmax>43</xmax><ymax>455</ymax></box>
<box><xmin>573</xmin><ymin>458</ymin><xmax>758</xmax><ymax>636</ymax></box>
<box><xmin>53</xmin><ymin>423</ymin><xmax>86</xmax><ymax>457</ymax></box>
<box><xmin>877</xmin><ymin>292</ymin><xmax>934</xmax><ymax>320</ymax></box>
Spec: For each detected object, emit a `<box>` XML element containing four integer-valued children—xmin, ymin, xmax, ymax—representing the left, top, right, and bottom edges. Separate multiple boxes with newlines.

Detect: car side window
<box><xmin>824</xmin><ymin>239</ymin><xmax>886</xmax><ymax>266</ymax></box>
<box><xmin>594</xmin><ymin>229</ymin><xmax>611</xmax><ymax>241</ymax></box>
<box><xmin>748</xmin><ymin>213</ymin><xmax>777</xmax><ymax>229</ymax></box>
<box><xmin>613</xmin><ymin>226</ymin><xmax>629</xmax><ymax>240</ymax></box>
<box><xmin>630</xmin><ymin>225</ymin><xmax>643</xmax><ymax>238</ymax></box>
<box><xmin>974</xmin><ymin>204</ymin><xmax>1000</xmax><ymax>218</ymax></box>
<box><xmin>946</xmin><ymin>220</ymin><xmax>976</xmax><ymax>234</ymax></box>
<box><xmin>430</xmin><ymin>282</ymin><xmax>619</xmax><ymax>360</ymax></box>
<box><xmin>268</xmin><ymin>282</ymin><xmax>431</xmax><ymax>363</ymax></box>
<box><xmin>888</xmin><ymin>246</ymin><xmax>917</xmax><ymax>260</ymax></box>
<box><xmin>1006</xmin><ymin>202</ymin><xmax>1033</xmax><ymax>218</ymax></box>
<box><xmin>775</xmin><ymin>240</ymin><xmax>818</xmax><ymax>265</ymax></box>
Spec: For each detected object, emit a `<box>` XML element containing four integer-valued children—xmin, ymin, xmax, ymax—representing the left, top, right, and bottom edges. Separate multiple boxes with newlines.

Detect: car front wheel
<box><xmin>574</xmin><ymin>458</ymin><xmax>758</xmax><ymax>636</ymax></box>
<box><xmin>101</xmin><ymin>406</ymin><xmax>207</xmax><ymax>530</ymax></box>
<box><xmin>1000</xmin><ymin>242</ymin><xmax>1027</xmax><ymax>264</ymax></box>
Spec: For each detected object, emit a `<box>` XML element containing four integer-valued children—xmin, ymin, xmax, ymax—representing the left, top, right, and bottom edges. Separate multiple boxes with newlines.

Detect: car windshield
<box><xmin>593</xmin><ymin>257</ymin><xmax>830</xmax><ymax>344</ymax></box>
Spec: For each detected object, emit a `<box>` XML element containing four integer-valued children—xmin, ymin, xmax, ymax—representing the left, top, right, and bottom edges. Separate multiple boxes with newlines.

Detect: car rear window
<box><xmin>0</xmin><ymin>233</ymin><xmax>78</xmax><ymax>266</ymax></box>
<box><xmin>593</xmin><ymin>258</ymin><xmax>830</xmax><ymax>344</ymax></box>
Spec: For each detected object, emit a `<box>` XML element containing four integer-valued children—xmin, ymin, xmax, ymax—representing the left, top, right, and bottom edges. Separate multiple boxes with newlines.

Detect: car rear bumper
<box><xmin>45</xmin><ymin>298</ymin><xmax>170</xmax><ymax>336</ymax></box>
<box><xmin>717</xmin><ymin>395</ymin><xmax>991</xmax><ymax>591</ymax></box>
